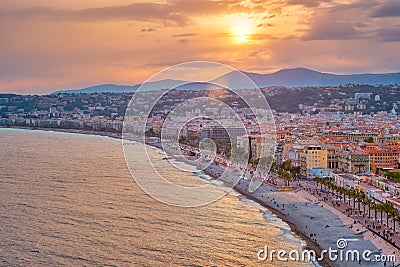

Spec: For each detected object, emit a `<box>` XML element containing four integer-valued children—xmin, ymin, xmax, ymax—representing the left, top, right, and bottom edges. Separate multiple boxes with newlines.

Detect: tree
<box><xmin>271</xmin><ymin>161</ymin><xmax>279</xmax><ymax>173</ymax></box>
<box><xmin>360</xmin><ymin>193</ymin><xmax>369</xmax><ymax>216</ymax></box>
<box><xmin>364</xmin><ymin>197</ymin><xmax>373</xmax><ymax>218</ymax></box>
<box><xmin>315</xmin><ymin>177</ymin><xmax>323</xmax><ymax>191</ymax></box>
<box><xmin>384</xmin><ymin>171</ymin><xmax>400</xmax><ymax>183</ymax></box>
<box><xmin>342</xmin><ymin>188</ymin><xmax>349</xmax><ymax>204</ymax></box>
<box><xmin>278</xmin><ymin>169</ymin><xmax>291</xmax><ymax>186</ymax></box>
<box><xmin>281</xmin><ymin>160</ymin><xmax>292</xmax><ymax>171</ymax></box>
<box><xmin>290</xmin><ymin>166</ymin><xmax>301</xmax><ymax>181</ymax></box>
<box><xmin>393</xmin><ymin>214</ymin><xmax>400</xmax><ymax>232</ymax></box>
<box><xmin>371</xmin><ymin>202</ymin><xmax>379</xmax><ymax>221</ymax></box>
<box><xmin>381</xmin><ymin>203</ymin><xmax>395</xmax><ymax>227</ymax></box>
<box><xmin>225</xmin><ymin>143</ymin><xmax>232</xmax><ymax>157</ymax></box>
<box><xmin>337</xmin><ymin>187</ymin><xmax>345</xmax><ymax>203</ymax></box>
<box><xmin>355</xmin><ymin>191</ymin><xmax>363</xmax><ymax>211</ymax></box>
<box><xmin>249</xmin><ymin>157</ymin><xmax>259</xmax><ymax>167</ymax></box>
<box><xmin>378</xmin><ymin>204</ymin><xmax>384</xmax><ymax>224</ymax></box>
<box><xmin>364</xmin><ymin>137</ymin><xmax>374</xmax><ymax>143</ymax></box>
<box><xmin>348</xmin><ymin>190</ymin><xmax>354</xmax><ymax>208</ymax></box>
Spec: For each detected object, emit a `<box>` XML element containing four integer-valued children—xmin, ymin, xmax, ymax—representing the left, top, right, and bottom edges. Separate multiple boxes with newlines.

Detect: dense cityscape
<box><xmin>2</xmin><ymin>83</ymin><xmax>400</xmax><ymax>259</ymax></box>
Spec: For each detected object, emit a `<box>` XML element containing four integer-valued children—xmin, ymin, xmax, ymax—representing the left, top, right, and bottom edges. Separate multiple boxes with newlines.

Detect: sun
<box><xmin>220</xmin><ymin>14</ymin><xmax>256</xmax><ymax>44</ymax></box>
<box><xmin>234</xmin><ymin>25</ymin><xmax>252</xmax><ymax>43</ymax></box>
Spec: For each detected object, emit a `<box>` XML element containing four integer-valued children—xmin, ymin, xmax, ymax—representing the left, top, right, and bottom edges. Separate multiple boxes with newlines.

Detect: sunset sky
<box><xmin>1</xmin><ymin>0</ymin><xmax>400</xmax><ymax>94</ymax></box>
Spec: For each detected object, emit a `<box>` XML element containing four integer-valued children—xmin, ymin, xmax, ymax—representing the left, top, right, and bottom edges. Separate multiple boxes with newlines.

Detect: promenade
<box><xmin>201</xmin><ymin>163</ymin><xmax>392</xmax><ymax>266</ymax></box>
<box><xmin>299</xmin><ymin>180</ymin><xmax>400</xmax><ymax>256</ymax></box>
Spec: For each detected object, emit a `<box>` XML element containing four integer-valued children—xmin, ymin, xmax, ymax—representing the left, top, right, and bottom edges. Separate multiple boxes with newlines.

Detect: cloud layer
<box><xmin>0</xmin><ymin>0</ymin><xmax>399</xmax><ymax>93</ymax></box>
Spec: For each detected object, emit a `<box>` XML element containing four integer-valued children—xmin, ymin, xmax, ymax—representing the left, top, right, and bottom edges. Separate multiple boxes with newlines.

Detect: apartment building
<box><xmin>300</xmin><ymin>145</ymin><xmax>328</xmax><ymax>178</ymax></box>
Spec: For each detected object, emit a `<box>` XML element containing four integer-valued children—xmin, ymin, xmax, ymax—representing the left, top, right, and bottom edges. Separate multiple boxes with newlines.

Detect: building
<box><xmin>339</xmin><ymin>150</ymin><xmax>370</xmax><ymax>174</ymax></box>
<box><xmin>284</xmin><ymin>138</ymin><xmax>322</xmax><ymax>168</ymax></box>
<box><xmin>0</xmin><ymin>98</ymin><xmax>9</xmax><ymax>105</ymax></box>
<box><xmin>355</xmin><ymin>93</ymin><xmax>372</xmax><ymax>101</ymax></box>
<box><xmin>198</xmin><ymin>125</ymin><xmax>246</xmax><ymax>144</ymax></box>
<box><xmin>284</xmin><ymin>142</ymin><xmax>304</xmax><ymax>167</ymax></box>
<box><xmin>327</xmin><ymin>131</ymin><xmax>380</xmax><ymax>143</ymax></box>
<box><xmin>237</xmin><ymin>134</ymin><xmax>275</xmax><ymax>160</ymax></box>
<box><xmin>365</xmin><ymin>149</ymin><xmax>397</xmax><ymax>173</ymax></box>
<box><xmin>330</xmin><ymin>172</ymin><xmax>358</xmax><ymax>191</ymax></box>
<box><xmin>300</xmin><ymin>145</ymin><xmax>328</xmax><ymax>178</ymax></box>
<box><xmin>325</xmin><ymin>144</ymin><xmax>340</xmax><ymax>170</ymax></box>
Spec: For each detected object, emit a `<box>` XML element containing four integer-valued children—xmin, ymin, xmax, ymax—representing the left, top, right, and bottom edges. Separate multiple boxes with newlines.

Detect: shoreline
<box><xmin>201</xmin><ymin>163</ymin><xmax>396</xmax><ymax>267</ymax></box>
<box><xmin>200</xmin><ymin>164</ymin><xmax>333</xmax><ymax>267</ymax></box>
<box><xmin>1</xmin><ymin>126</ymin><xmax>391</xmax><ymax>266</ymax></box>
<box><xmin>0</xmin><ymin>126</ymin><xmax>122</xmax><ymax>139</ymax></box>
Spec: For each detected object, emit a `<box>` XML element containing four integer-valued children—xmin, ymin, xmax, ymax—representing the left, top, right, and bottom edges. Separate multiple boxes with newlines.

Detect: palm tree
<box><xmin>327</xmin><ymin>180</ymin><xmax>335</xmax><ymax>197</ymax></box>
<box><xmin>381</xmin><ymin>203</ymin><xmax>394</xmax><ymax>227</ymax></box>
<box><xmin>271</xmin><ymin>161</ymin><xmax>279</xmax><ymax>173</ymax></box>
<box><xmin>349</xmin><ymin>190</ymin><xmax>357</xmax><ymax>209</ymax></box>
<box><xmin>388</xmin><ymin>208</ymin><xmax>397</xmax><ymax>231</ymax></box>
<box><xmin>355</xmin><ymin>191</ymin><xmax>363</xmax><ymax>212</ymax></box>
<box><xmin>314</xmin><ymin>177</ymin><xmax>323</xmax><ymax>191</ymax></box>
<box><xmin>337</xmin><ymin>187</ymin><xmax>345</xmax><ymax>203</ymax></box>
<box><xmin>330</xmin><ymin>182</ymin><xmax>338</xmax><ymax>198</ymax></box>
<box><xmin>281</xmin><ymin>160</ymin><xmax>292</xmax><ymax>171</ymax></box>
<box><xmin>279</xmin><ymin>169</ymin><xmax>291</xmax><ymax>187</ymax></box>
<box><xmin>324</xmin><ymin>179</ymin><xmax>330</xmax><ymax>196</ymax></box>
<box><xmin>323</xmin><ymin>178</ymin><xmax>329</xmax><ymax>193</ymax></box>
<box><xmin>377</xmin><ymin>203</ymin><xmax>384</xmax><ymax>224</ymax></box>
<box><xmin>333</xmin><ymin>184</ymin><xmax>342</xmax><ymax>201</ymax></box>
<box><xmin>365</xmin><ymin>198</ymin><xmax>373</xmax><ymax>218</ymax></box>
<box><xmin>290</xmin><ymin>166</ymin><xmax>300</xmax><ymax>181</ymax></box>
<box><xmin>371</xmin><ymin>202</ymin><xmax>379</xmax><ymax>222</ymax></box>
<box><xmin>360</xmin><ymin>193</ymin><xmax>369</xmax><ymax>216</ymax></box>
<box><xmin>284</xmin><ymin>171</ymin><xmax>291</xmax><ymax>187</ymax></box>
<box><xmin>343</xmin><ymin>188</ymin><xmax>350</xmax><ymax>205</ymax></box>
<box><xmin>393</xmin><ymin>213</ymin><xmax>400</xmax><ymax>232</ymax></box>
<box><xmin>347</xmin><ymin>188</ymin><xmax>353</xmax><ymax>205</ymax></box>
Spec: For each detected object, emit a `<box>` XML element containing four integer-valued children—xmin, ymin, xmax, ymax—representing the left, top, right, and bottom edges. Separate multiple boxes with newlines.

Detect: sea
<box><xmin>0</xmin><ymin>128</ymin><xmax>313</xmax><ymax>266</ymax></box>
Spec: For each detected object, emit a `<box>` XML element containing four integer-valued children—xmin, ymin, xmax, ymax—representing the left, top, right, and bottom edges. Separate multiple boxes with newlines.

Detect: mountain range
<box><xmin>53</xmin><ymin>68</ymin><xmax>400</xmax><ymax>94</ymax></box>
